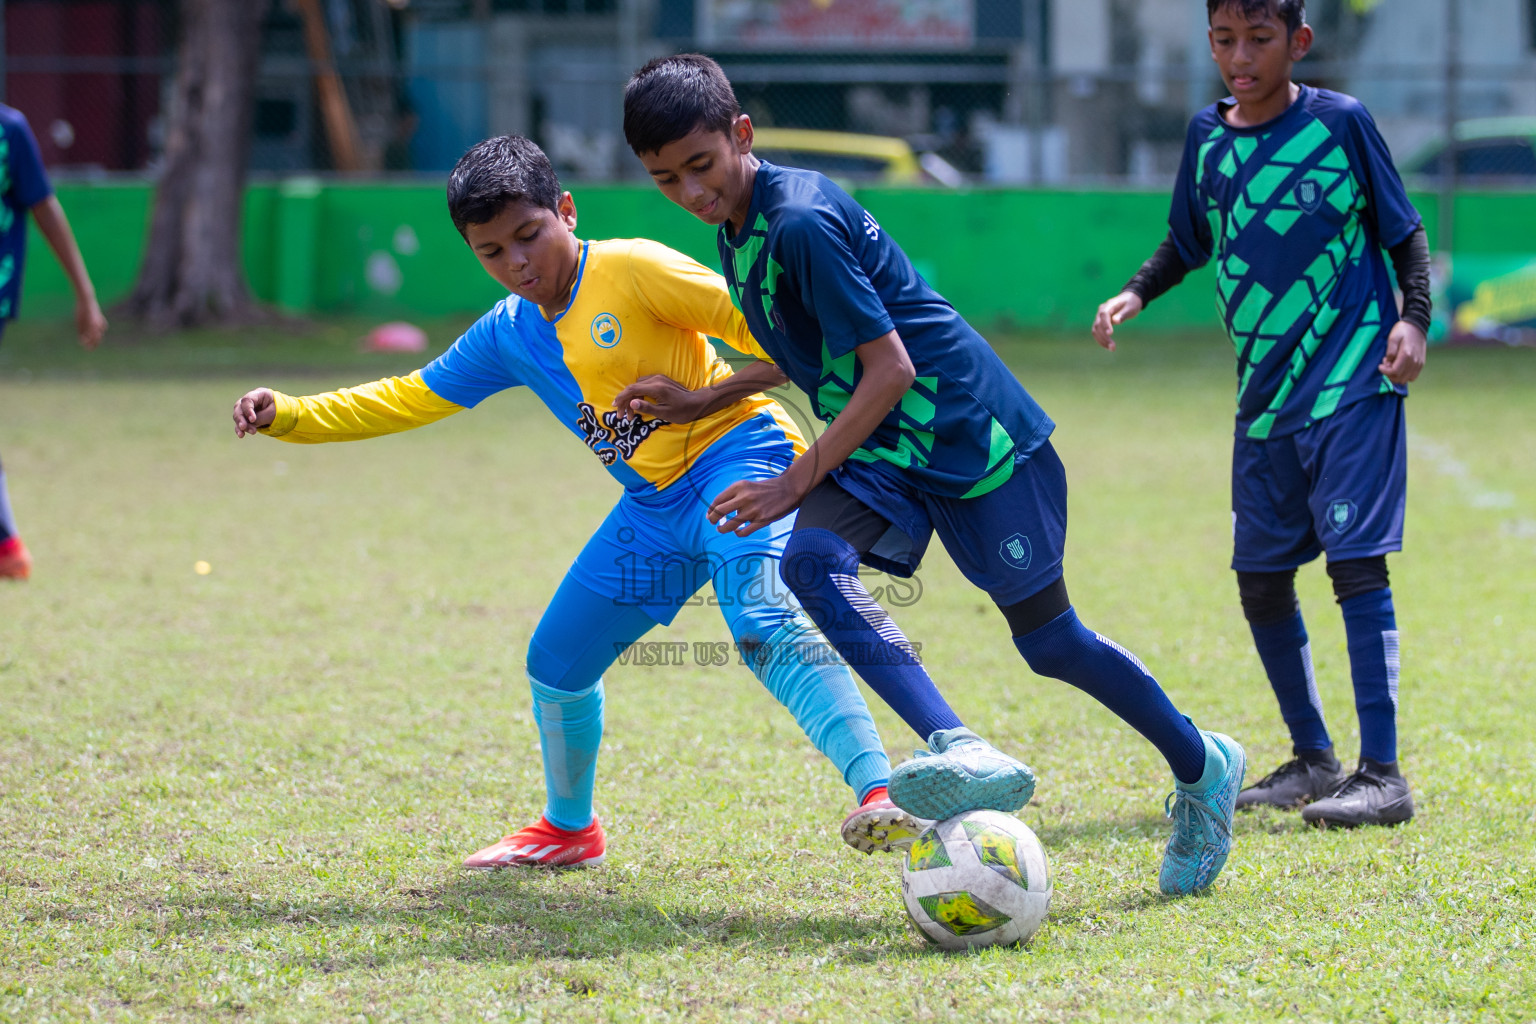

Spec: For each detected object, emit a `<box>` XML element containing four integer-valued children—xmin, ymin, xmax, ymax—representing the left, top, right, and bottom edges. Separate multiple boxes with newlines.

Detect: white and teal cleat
<box><xmin>1159</xmin><ymin>730</ymin><xmax>1246</xmax><ymax>896</ymax></box>
<box><xmin>886</xmin><ymin>727</ymin><xmax>1037</xmax><ymax>821</ymax></box>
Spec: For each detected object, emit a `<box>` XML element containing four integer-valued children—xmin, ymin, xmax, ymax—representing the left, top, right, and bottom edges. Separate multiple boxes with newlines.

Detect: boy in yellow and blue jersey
<box><xmin>231</xmin><ymin>136</ymin><xmax>920</xmax><ymax>867</ymax></box>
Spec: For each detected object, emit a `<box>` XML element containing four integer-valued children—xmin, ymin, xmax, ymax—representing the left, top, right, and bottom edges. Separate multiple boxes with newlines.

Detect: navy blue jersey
<box><xmin>1170</xmin><ymin>86</ymin><xmax>1421</xmax><ymax>440</ymax></box>
<box><xmin>718</xmin><ymin>161</ymin><xmax>1053</xmax><ymax>499</ymax></box>
<box><xmin>0</xmin><ymin>105</ymin><xmax>53</xmax><ymax>320</ymax></box>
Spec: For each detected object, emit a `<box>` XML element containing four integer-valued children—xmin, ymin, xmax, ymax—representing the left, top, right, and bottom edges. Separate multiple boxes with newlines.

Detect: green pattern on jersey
<box><xmin>816</xmin><ymin>343</ymin><xmax>858</xmax><ymax>422</ymax></box>
<box><xmin>0</xmin><ymin>131</ymin><xmax>12</xmax><ymax>304</ymax></box>
<box><xmin>815</xmin><ymin>340</ymin><xmax>940</xmax><ymax>471</ymax></box>
<box><xmin>959</xmin><ymin>418</ymin><xmax>1020</xmax><ymax>498</ymax></box>
<box><xmin>1206</xmin><ymin>113</ymin><xmax>1379</xmax><ymax>439</ymax></box>
<box><xmin>727</xmin><ymin>213</ymin><xmax>783</xmax><ymax>324</ymax></box>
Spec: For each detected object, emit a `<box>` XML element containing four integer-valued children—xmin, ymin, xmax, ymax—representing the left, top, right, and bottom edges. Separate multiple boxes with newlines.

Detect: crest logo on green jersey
<box><xmin>1295</xmin><ymin>178</ymin><xmax>1324</xmax><ymax>214</ymax></box>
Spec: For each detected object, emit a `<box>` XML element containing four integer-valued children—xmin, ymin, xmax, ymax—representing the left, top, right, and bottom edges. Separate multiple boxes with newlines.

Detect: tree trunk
<box><xmin>124</xmin><ymin>0</ymin><xmax>264</xmax><ymax>330</ymax></box>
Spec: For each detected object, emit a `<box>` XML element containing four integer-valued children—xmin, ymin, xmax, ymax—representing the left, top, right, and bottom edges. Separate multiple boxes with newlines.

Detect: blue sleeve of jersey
<box><xmin>4</xmin><ymin>111</ymin><xmax>53</xmax><ymax>210</ymax></box>
<box><xmin>1343</xmin><ymin>102</ymin><xmax>1421</xmax><ymax>249</ymax></box>
<box><xmin>1167</xmin><ymin>121</ymin><xmax>1215</xmax><ymax>270</ymax></box>
<box><xmin>418</xmin><ymin>303</ymin><xmax>522</xmax><ymax>408</ymax></box>
<box><xmin>778</xmin><ymin>205</ymin><xmax>895</xmax><ymax>359</ymax></box>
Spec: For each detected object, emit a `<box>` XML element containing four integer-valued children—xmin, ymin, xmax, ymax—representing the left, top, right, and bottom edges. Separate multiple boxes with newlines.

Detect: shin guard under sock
<box><xmin>779</xmin><ymin>528</ymin><xmax>962</xmax><ymax>740</ymax></box>
<box><xmin>746</xmin><ymin>615</ymin><xmax>891</xmax><ymax>801</ymax></box>
<box><xmin>1014</xmin><ymin>608</ymin><xmax>1207</xmax><ymax>784</ymax></box>
<box><xmin>1248</xmin><ymin>611</ymin><xmax>1332</xmax><ymax>753</ymax></box>
<box><xmin>530</xmin><ymin>676</ymin><xmax>604</xmax><ymax>832</ymax></box>
<box><xmin>0</xmin><ymin>464</ymin><xmax>17</xmax><ymax>543</ymax></box>
<box><xmin>1341</xmin><ymin>588</ymin><xmax>1400</xmax><ymax>764</ymax></box>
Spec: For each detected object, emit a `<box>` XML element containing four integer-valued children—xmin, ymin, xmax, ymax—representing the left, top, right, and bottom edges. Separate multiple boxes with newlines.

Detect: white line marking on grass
<box><xmin>1413</xmin><ymin>432</ymin><xmax>1532</xmax><ymax>542</ymax></box>
<box><xmin>1502</xmin><ymin>519</ymin><xmax>1536</xmax><ymax>540</ymax></box>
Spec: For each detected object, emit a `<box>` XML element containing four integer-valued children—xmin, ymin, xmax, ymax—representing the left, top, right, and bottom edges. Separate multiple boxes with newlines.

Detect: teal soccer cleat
<box><xmin>886</xmin><ymin>727</ymin><xmax>1036</xmax><ymax>820</ymax></box>
<box><xmin>1159</xmin><ymin>730</ymin><xmax>1246</xmax><ymax>896</ymax></box>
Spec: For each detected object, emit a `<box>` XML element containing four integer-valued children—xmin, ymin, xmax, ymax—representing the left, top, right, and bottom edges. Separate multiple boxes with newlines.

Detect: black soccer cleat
<box><xmin>1301</xmin><ymin>759</ymin><xmax>1415</xmax><ymax>828</ymax></box>
<box><xmin>1235</xmin><ymin>749</ymin><xmax>1345</xmax><ymax>811</ymax></box>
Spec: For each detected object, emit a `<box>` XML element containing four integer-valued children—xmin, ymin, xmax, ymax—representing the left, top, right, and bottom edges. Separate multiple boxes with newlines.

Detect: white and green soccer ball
<box><xmin>901</xmin><ymin>810</ymin><xmax>1051</xmax><ymax>951</ymax></box>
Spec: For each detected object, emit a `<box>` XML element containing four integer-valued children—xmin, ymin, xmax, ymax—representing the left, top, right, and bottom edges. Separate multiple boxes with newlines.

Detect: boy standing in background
<box><xmin>1093</xmin><ymin>0</ymin><xmax>1428</xmax><ymax>827</ymax></box>
<box><xmin>0</xmin><ymin>103</ymin><xmax>109</xmax><ymax>581</ymax></box>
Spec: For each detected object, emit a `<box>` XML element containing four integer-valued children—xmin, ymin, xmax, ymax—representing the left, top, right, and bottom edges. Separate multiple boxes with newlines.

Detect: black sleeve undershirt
<box><xmin>1122</xmin><ymin>233</ymin><xmax>1190</xmax><ymax>307</ymax></box>
<box><xmin>1387</xmin><ymin>225</ymin><xmax>1432</xmax><ymax>335</ymax></box>
<box><xmin>1124</xmin><ymin>225</ymin><xmax>1433</xmax><ymax>336</ymax></box>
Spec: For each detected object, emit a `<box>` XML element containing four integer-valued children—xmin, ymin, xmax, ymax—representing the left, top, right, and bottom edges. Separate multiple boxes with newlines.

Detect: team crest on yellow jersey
<box><xmin>591</xmin><ymin>312</ymin><xmax>622</xmax><ymax>348</ymax></box>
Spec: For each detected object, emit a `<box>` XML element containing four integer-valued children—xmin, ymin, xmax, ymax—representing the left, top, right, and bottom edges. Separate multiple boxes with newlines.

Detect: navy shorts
<box><xmin>1232</xmin><ymin>393</ymin><xmax>1407</xmax><ymax>572</ymax></box>
<box><xmin>797</xmin><ymin>441</ymin><xmax>1069</xmax><ymax>607</ymax></box>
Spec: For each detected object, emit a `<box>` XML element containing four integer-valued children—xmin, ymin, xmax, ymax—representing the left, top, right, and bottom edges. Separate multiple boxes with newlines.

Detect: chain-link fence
<box><xmin>4</xmin><ymin>0</ymin><xmax>1535</xmax><ymax>189</ymax></box>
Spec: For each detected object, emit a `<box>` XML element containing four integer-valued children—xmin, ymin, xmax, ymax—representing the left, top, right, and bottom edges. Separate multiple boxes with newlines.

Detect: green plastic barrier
<box><xmin>16</xmin><ymin>179</ymin><xmax>1536</xmax><ymax>334</ymax></box>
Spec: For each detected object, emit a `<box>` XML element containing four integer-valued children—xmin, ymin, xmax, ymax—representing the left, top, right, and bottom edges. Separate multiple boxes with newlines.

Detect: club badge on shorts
<box><xmin>999</xmin><ymin>533</ymin><xmax>1033</xmax><ymax>570</ymax></box>
<box><xmin>1328</xmin><ymin>499</ymin><xmax>1358</xmax><ymax>534</ymax></box>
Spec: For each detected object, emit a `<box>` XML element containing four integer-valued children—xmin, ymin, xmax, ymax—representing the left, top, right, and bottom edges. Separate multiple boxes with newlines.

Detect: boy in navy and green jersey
<box><xmin>620</xmin><ymin>54</ymin><xmax>1246</xmax><ymax>896</ymax></box>
<box><xmin>1094</xmin><ymin>0</ymin><xmax>1429</xmax><ymax>828</ymax></box>
<box><xmin>716</xmin><ymin>172</ymin><xmax>1053</xmax><ymax>500</ymax></box>
<box><xmin>0</xmin><ymin>103</ymin><xmax>108</xmax><ymax>582</ymax></box>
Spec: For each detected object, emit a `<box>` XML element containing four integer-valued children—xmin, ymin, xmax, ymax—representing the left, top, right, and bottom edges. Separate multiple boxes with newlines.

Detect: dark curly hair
<box><xmin>1207</xmin><ymin>0</ymin><xmax>1306</xmax><ymax>35</ymax></box>
<box><xmin>623</xmin><ymin>53</ymin><xmax>741</xmax><ymax>156</ymax></box>
<box><xmin>446</xmin><ymin>135</ymin><xmax>560</xmax><ymax>235</ymax></box>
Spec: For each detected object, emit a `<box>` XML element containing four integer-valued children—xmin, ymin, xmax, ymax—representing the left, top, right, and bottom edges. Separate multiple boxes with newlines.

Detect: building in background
<box><xmin>2</xmin><ymin>0</ymin><xmax>1534</xmax><ymax>182</ymax></box>
<box><xmin>3</xmin><ymin>0</ymin><xmax>167</xmax><ymax>172</ymax></box>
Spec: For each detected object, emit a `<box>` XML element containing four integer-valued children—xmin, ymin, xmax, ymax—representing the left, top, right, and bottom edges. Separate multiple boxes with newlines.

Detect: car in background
<box><xmin>750</xmin><ymin>128</ymin><xmax>963</xmax><ymax>186</ymax></box>
<box><xmin>1402</xmin><ymin>118</ymin><xmax>1536</xmax><ymax>182</ymax></box>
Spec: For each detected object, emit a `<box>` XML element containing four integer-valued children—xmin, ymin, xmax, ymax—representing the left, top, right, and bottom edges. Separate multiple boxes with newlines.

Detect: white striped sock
<box><xmin>1301</xmin><ymin>640</ymin><xmax>1325</xmax><ymax>718</ymax></box>
<box><xmin>1094</xmin><ymin>631</ymin><xmax>1152</xmax><ymax>678</ymax></box>
<box><xmin>1382</xmin><ymin>630</ymin><xmax>1401</xmax><ymax>710</ymax></box>
<box><xmin>830</xmin><ymin>571</ymin><xmax>917</xmax><ymax>659</ymax></box>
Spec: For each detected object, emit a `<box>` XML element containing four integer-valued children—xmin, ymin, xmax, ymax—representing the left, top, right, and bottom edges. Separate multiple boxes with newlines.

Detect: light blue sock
<box><xmin>530</xmin><ymin>676</ymin><xmax>604</xmax><ymax>832</ymax></box>
<box><xmin>744</xmin><ymin>614</ymin><xmax>891</xmax><ymax>801</ymax></box>
<box><xmin>0</xmin><ymin>463</ymin><xmax>17</xmax><ymax>543</ymax></box>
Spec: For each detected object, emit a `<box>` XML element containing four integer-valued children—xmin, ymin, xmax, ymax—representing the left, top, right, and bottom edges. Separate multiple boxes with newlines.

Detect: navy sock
<box><xmin>0</xmin><ymin>460</ymin><xmax>17</xmax><ymax>543</ymax></box>
<box><xmin>1014</xmin><ymin>608</ymin><xmax>1207</xmax><ymax>784</ymax></box>
<box><xmin>1248</xmin><ymin>611</ymin><xmax>1331</xmax><ymax>752</ymax></box>
<box><xmin>779</xmin><ymin>528</ymin><xmax>962</xmax><ymax>740</ymax></box>
<box><xmin>1341</xmin><ymin>588</ymin><xmax>1400</xmax><ymax>763</ymax></box>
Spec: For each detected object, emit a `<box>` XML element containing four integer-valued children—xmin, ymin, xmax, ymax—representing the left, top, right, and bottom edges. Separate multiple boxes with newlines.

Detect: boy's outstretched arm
<box><xmin>614</xmin><ymin>359</ymin><xmax>788</xmax><ymax>422</ymax></box>
<box><xmin>709</xmin><ymin>331</ymin><xmax>913</xmax><ymax>536</ymax></box>
<box><xmin>1093</xmin><ymin>232</ymin><xmax>1190</xmax><ymax>351</ymax></box>
<box><xmin>230</xmin><ymin>373</ymin><xmax>464</xmax><ymax>442</ymax></box>
<box><xmin>31</xmin><ymin>196</ymin><xmax>107</xmax><ymax>349</ymax></box>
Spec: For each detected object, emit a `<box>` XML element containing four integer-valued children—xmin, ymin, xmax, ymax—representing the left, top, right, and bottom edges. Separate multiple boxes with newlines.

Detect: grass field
<box><xmin>2</xmin><ymin>319</ymin><xmax>1533</xmax><ymax>1022</ymax></box>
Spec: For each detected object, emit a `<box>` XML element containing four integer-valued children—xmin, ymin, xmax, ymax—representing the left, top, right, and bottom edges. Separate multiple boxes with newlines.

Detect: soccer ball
<box><xmin>901</xmin><ymin>810</ymin><xmax>1051</xmax><ymax>951</ymax></box>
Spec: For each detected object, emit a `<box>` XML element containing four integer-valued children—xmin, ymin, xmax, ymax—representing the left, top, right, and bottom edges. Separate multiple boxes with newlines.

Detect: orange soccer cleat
<box><xmin>0</xmin><ymin>538</ymin><xmax>31</xmax><ymax>581</ymax></box>
<box><xmin>840</xmin><ymin>785</ymin><xmax>929</xmax><ymax>855</ymax></box>
<box><xmin>462</xmin><ymin>815</ymin><xmax>607</xmax><ymax>869</ymax></box>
